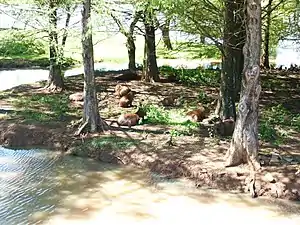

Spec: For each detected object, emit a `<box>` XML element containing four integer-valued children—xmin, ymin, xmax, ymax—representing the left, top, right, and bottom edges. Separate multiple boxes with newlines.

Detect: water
<box><xmin>0</xmin><ymin>147</ymin><xmax>299</xmax><ymax>225</ymax></box>
<box><xmin>0</xmin><ymin>60</ymin><xmax>218</xmax><ymax>92</ymax></box>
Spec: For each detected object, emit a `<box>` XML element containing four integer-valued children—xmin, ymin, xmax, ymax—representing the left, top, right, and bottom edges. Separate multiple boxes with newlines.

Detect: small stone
<box><xmin>263</xmin><ymin>173</ymin><xmax>276</xmax><ymax>183</ymax></box>
<box><xmin>269</xmin><ymin>154</ymin><xmax>281</xmax><ymax>164</ymax></box>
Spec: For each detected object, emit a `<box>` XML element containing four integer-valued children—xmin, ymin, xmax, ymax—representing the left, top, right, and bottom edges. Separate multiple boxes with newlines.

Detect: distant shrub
<box><xmin>159</xmin><ymin>65</ymin><xmax>220</xmax><ymax>87</ymax></box>
<box><xmin>0</xmin><ymin>31</ymin><xmax>46</xmax><ymax>56</ymax></box>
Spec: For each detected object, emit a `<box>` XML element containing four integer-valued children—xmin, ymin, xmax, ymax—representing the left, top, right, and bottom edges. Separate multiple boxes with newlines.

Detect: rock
<box><xmin>269</xmin><ymin>153</ymin><xmax>281</xmax><ymax>165</ymax></box>
<box><xmin>263</xmin><ymin>173</ymin><xmax>276</xmax><ymax>183</ymax></box>
<box><xmin>69</xmin><ymin>92</ymin><xmax>84</xmax><ymax>101</ymax></box>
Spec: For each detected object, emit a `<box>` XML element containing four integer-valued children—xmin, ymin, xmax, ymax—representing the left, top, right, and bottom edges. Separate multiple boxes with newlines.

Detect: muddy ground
<box><xmin>0</xmin><ymin>70</ymin><xmax>299</xmax><ymax>201</ymax></box>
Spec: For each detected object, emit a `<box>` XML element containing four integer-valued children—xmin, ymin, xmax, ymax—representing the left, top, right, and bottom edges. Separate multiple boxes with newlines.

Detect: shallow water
<box><xmin>0</xmin><ymin>147</ymin><xmax>299</xmax><ymax>225</ymax></box>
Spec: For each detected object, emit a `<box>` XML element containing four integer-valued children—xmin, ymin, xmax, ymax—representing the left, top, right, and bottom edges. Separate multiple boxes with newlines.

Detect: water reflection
<box><xmin>0</xmin><ymin>147</ymin><xmax>299</xmax><ymax>225</ymax></box>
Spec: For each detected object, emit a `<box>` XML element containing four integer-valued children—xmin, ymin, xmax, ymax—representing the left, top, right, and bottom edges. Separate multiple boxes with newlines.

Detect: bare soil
<box><xmin>0</xmin><ymin>70</ymin><xmax>299</xmax><ymax>201</ymax></box>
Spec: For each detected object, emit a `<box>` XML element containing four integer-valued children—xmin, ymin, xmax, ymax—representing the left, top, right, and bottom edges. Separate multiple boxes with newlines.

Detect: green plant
<box><xmin>159</xmin><ymin>66</ymin><xmax>220</xmax><ymax>87</ymax></box>
<box><xmin>0</xmin><ymin>31</ymin><xmax>46</xmax><ymax>57</ymax></box>
<box><xmin>259</xmin><ymin>104</ymin><xmax>300</xmax><ymax>144</ymax></box>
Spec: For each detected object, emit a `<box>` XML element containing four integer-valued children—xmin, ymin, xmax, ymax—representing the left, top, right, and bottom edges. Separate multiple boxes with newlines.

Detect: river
<box><xmin>0</xmin><ymin>147</ymin><xmax>299</xmax><ymax>225</ymax></box>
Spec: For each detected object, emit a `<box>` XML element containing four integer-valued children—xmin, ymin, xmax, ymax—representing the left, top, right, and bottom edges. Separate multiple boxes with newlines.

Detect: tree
<box><xmin>159</xmin><ymin>16</ymin><xmax>173</xmax><ymax>50</ymax></box>
<box><xmin>79</xmin><ymin>0</ymin><xmax>107</xmax><ymax>133</ymax></box>
<box><xmin>142</xmin><ymin>3</ymin><xmax>160</xmax><ymax>82</ymax></box>
<box><xmin>46</xmin><ymin>0</ymin><xmax>64</xmax><ymax>91</ymax></box>
<box><xmin>110</xmin><ymin>10</ymin><xmax>142</xmax><ymax>73</ymax></box>
<box><xmin>225</xmin><ymin>0</ymin><xmax>262</xmax><ymax>171</ymax></box>
<box><xmin>217</xmin><ymin>0</ymin><xmax>245</xmax><ymax>120</ymax></box>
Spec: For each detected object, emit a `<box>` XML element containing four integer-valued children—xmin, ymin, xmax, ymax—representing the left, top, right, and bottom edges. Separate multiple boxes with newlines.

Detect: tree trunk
<box><xmin>81</xmin><ymin>0</ymin><xmax>106</xmax><ymax>133</ymax></box>
<box><xmin>127</xmin><ymin>36</ymin><xmax>136</xmax><ymax>72</ymax></box>
<box><xmin>200</xmin><ymin>36</ymin><xmax>205</xmax><ymax>44</ymax></box>
<box><xmin>262</xmin><ymin>0</ymin><xmax>273</xmax><ymax>69</ymax></box>
<box><xmin>225</xmin><ymin>0</ymin><xmax>262</xmax><ymax>171</ymax></box>
<box><xmin>218</xmin><ymin>0</ymin><xmax>245</xmax><ymax>120</ymax></box>
<box><xmin>142</xmin><ymin>13</ymin><xmax>159</xmax><ymax>82</ymax></box>
<box><xmin>47</xmin><ymin>1</ymin><xmax>64</xmax><ymax>91</ymax></box>
<box><xmin>160</xmin><ymin>18</ymin><xmax>173</xmax><ymax>50</ymax></box>
<box><xmin>111</xmin><ymin>11</ymin><xmax>141</xmax><ymax>73</ymax></box>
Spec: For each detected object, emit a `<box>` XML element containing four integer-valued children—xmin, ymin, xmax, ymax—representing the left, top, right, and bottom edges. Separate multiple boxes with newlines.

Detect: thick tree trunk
<box><xmin>218</xmin><ymin>0</ymin><xmax>245</xmax><ymax>120</ymax></box>
<box><xmin>262</xmin><ymin>0</ymin><xmax>273</xmax><ymax>69</ymax></box>
<box><xmin>127</xmin><ymin>35</ymin><xmax>136</xmax><ymax>72</ymax></box>
<box><xmin>47</xmin><ymin>1</ymin><xmax>64</xmax><ymax>91</ymax></box>
<box><xmin>225</xmin><ymin>0</ymin><xmax>262</xmax><ymax>171</ymax></box>
<box><xmin>81</xmin><ymin>0</ymin><xmax>106</xmax><ymax>133</ymax></box>
<box><xmin>160</xmin><ymin>18</ymin><xmax>173</xmax><ymax>50</ymax></box>
<box><xmin>142</xmin><ymin>14</ymin><xmax>159</xmax><ymax>82</ymax></box>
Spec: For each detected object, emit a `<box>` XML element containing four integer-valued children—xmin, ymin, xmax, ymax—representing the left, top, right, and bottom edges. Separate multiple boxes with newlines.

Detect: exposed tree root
<box><xmin>74</xmin><ymin>121</ymin><xmax>88</xmax><ymax>136</ymax></box>
<box><xmin>74</xmin><ymin>119</ymin><xmax>111</xmax><ymax>136</ymax></box>
<box><xmin>45</xmin><ymin>82</ymin><xmax>64</xmax><ymax>93</ymax></box>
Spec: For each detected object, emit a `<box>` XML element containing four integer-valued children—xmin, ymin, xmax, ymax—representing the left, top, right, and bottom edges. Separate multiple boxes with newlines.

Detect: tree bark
<box><xmin>160</xmin><ymin>18</ymin><xmax>173</xmax><ymax>50</ymax></box>
<box><xmin>142</xmin><ymin>12</ymin><xmax>159</xmax><ymax>82</ymax></box>
<box><xmin>47</xmin><ymin>0</ymin><xmax>64</xmax><ymax>91</ymax></box>
<box><xmin>111</xmin><ymin>11</ymin><xmax>141</xmax><ymax>73</ymax></box>
<box><xmin>262</xmin><ymin>0</ymin><xmax>273</xmax><ymax>69</ymax></box>
<box><xmin>218</xmin><ymin>0</ymin><xmax>245</xmax><ymax>120</ymax></box>
<box><xmin>81</xmin><ymin>0</ymin><xmax>106</xmax><ymax>133</ymax></box>
<box><xmin>127</xmin><ymin>36</ymin><xmax>136</xmax><ymax>72</ymax></box>
<box><xmin>225</xmin><ymin>0</ymin><xmax>262</xmax><ymax>171</ymax></box>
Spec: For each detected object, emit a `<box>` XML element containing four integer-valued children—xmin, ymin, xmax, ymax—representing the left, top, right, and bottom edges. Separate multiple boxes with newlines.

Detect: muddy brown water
<box><xmin>0</xmin><ymin>147</ymin><xmax>300</xmax><ymax>225</ymax></box>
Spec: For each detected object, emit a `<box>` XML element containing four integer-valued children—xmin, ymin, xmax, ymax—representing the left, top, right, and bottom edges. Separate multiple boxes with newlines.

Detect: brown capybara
<box><xmin>115</xmin><ymin>84</ymin><xmax>131</xmax><ymax>98</ymax></box>
<box><xmin>160</xmin><ymin>96</ymin><xmax>176</xmax><ymax>107</ymax></box>
<box><xmin>186</xmin><ymin>103</ymin><xmax>208</xmax><ymax>122</ymax></box>
<box><xmin>119</xmin><ymin>91</ymin><xmax>134</xmax><ymax>108</ymax></box>
<box><xmin>116</xmin><ymin>107</ymin><xmax>146</xmax><ymax>128</ymax></box>
<box><xmin>215</xmin><ymin>118</ymin><xmax>235</xmax><ymax>136</ymax></box>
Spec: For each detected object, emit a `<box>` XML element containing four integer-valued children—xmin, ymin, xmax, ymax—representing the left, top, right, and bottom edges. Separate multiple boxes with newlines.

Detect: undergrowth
<box><xmin>159</xmin><ymin>65</ymin><xmax>220</xmax><ymax>87</ymax></box>
<box><xmin>141</xmin><ymin>104</ymin><xmax>199</xmax><ymax>136</ymax></box>
<box><xmin>259</xmin><ymin>104</ymin><xmax>300</xmax><ymax>145</ymax></box>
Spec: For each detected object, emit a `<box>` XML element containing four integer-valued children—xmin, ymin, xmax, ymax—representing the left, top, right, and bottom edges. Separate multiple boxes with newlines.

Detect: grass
<box><xmin>141</xmin><ymin>104</ymin><xmax>200</xmax><ymax>136</ymax></box>
<box><xmin>159</xmin><ymin>65</ymin><xmax>221</xmax><ymax>87</ymax></box>
<box><xmin>70</xmin><ymin>136</ymin><xmax>140</xmax><ymax>158</ymax></box>
<box><xmin>259</xmin><ymin>104</ymin><xmax>300</xmax><ymax>145</ymax></box>
<box><xmin>157</xmin><ymin>42</ymin><xmax>221</xmax><ymax>60</ymax></box>
<box><xmin>4</xmin><ymin>93</ymin><xmax>81</xmax><ymax>123</ymax></box>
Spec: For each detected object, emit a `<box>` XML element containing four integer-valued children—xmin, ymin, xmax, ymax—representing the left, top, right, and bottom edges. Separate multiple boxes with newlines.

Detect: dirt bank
<box><xmin>0</xmin><ymin>70</ymin><xmax>299</xmax><ymax>201</ymax></box>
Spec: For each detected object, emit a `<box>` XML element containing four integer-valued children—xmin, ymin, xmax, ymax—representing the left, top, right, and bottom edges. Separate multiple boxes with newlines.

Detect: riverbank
<box><xmin>0</xmin><ymin>69</ymin><xmax>299</xmax><ymax>201</ymax></box>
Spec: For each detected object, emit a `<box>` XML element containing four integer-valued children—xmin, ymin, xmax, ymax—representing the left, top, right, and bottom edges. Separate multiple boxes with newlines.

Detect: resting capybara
<box><xmin>119</xmin><ymin>91</ymin><xmax>134</xmax><ymax>108</ymax></box>
<box><xmin>186</xmin><ymin>103</ymin><xmax>208</xmax><ymax>122</ymax></box>
<box><xmin>115</xmin><ymin>84</ymin><xmax>131</xmax><ymax>98</ymax></box>
<box><xmin>160</xmin><ymin>96</ymin><xmax>176</xmax><ymax>107</ymax></box>
<box><xmin>116</xmin><ymin>107</ymin><xmax>146</xmax><ymax>128</ymax></box>
<box><xmin>215</xmin><ymin>118</ymin><xmax>235</xmax><ymax>136</ymax></box>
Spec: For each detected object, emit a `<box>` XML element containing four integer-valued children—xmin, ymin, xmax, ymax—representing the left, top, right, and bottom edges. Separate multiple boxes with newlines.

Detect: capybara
<box><xmin>160</xmin><ymin>96</ymin><xmax>176</xmax><ymax>107</ymax></box>
<box><xmin>116</xmin><ymin>107</ymin><xmax>146</xmax><ymax>128</ymax></box>
<box><xmin>186</xmin><ymin>103</ymin><xmax>208</xmax><ymax>122</ymax></box>
<box><xmin>119</xmin><ymin>91</ymin><xmax>134</xmax><ymax>108</ymax></box>
<box><xmin>215</xmin><ymin>118</ymin><xmax>235</xmax><ymax>136</ymax></box>
<box><xmin>115</xmin><ymin>84</ymin><xmax>131</xmax><ymax>98</ymax></box>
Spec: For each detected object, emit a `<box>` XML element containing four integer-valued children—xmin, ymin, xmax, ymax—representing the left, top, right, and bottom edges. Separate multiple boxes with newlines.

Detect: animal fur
<box><xmin>115</xmin><ymin>108</ymin><xmax>146</xmax><ymax>128</ymax></box>
<box><xmin>119</xmin><ymin>91</ymin><xmax>134</xmax><ymax>108</ymax></box>
<box><xmin>215</xmin><ymin>118</ymin><xmax>235</xmax><ymax>136</ymax></box>
<box><xmin>115</xmin><ymin>84</ymin><xmax>131</xmax><ymax>98</ymax></box>
<box><xmin>186</xmin><ymin>104</ymin><xmax>208</xmax><ymax>122</ymax></box>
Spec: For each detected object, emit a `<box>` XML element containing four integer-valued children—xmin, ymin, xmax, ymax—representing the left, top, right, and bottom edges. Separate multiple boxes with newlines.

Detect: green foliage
<box><xmin>0</xmin><ymin>31</ymin><xmax>46</xmax><ymax>57</ymax></box>
<box><xmin>259</xmin><ymin>104</ymin><xmax>300</xmax><ymax>145</ymax></box>
<box><xmin>159</xmin><ymin>65</ymin><xmax>220</xmax><ymax>87</ymax></box>
<box><xmin>157</xmin><ymin>42</ymin><xmax>221</xmax><ymax>60</ymax></box>
<box><xmin>140</xmin><ymin>103</ymin><xmax>199</xmax><ymax>136</ymax></box>
<box><xmin>12</xmin><ymin>94</ymin><xmax>73</xmax><ymax>123</ymax></box>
